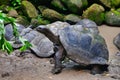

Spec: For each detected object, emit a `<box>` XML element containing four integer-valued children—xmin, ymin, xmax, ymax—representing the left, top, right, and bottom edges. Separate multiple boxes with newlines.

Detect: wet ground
<box><xmin>0</xmin><ymin>25</ymin><xmax>120</xmax><ymax>80</ymax></box>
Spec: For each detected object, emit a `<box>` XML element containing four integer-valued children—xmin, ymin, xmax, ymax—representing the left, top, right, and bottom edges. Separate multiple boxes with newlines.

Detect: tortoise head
<box><xmin>36</xmin><ymin>26</ymin><xmax>59</xmax><ymax>44</ymax></box>
<box><xmin>36</xmin><ymin>25</ymin><xmax>49</xmax><ymax>34</ymax></box>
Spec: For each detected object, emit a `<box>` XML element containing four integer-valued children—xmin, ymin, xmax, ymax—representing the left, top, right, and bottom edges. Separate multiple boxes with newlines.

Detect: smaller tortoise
<box><xmin>36</xmin><ymin>24</ymin><xmax>109</xmax><ymax>74</ymax></box>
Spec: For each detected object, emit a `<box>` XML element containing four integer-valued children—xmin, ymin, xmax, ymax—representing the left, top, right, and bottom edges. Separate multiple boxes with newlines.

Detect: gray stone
<box><xmin>113</xmin><ymin>33</ymin><xmax>120</xmax><ymax>50</ymax></box>
<box><xmin>108</xmin><ymin>52</ymin><xmax>120</xmax><ymax>79</ymax></box>
<box><xmin>5</xmin><ymin>23</ymin><xmax>25</xmax><ymax>41</ymax></box>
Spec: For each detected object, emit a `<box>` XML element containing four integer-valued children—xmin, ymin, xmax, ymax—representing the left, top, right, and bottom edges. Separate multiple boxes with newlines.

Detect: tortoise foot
<box><xmin>51</xmin><ymin>67</ymin><xmax>62</xmax><ymax>74</ymax></box>
<box><xmin>90</xmin><ymin>65</ymin><xmax>102</xmax><ymax>75</ymax></box>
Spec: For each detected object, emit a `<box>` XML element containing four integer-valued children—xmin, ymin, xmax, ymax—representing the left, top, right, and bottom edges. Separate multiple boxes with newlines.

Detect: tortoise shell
<box><xmin>59</xmin><ymin>25</ymin><xmax>109</xmax><ymax>65</ymax></box>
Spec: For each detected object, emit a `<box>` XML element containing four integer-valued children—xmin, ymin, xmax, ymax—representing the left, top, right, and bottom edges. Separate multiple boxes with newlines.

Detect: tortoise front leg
<box><xmin>51</xmin><ymin>44</ymin><xmax>65</xmax><ymax>74</ymax></box>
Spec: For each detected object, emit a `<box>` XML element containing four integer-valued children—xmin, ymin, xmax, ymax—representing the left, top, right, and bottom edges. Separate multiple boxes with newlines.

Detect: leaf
<box><xmin>20</xmin><ymin>41</ymin><xmax>32</xmax><ymax>52</ymax></box>
<box><xmin>4</xmin><ymin>41</ymin><xmax>13</xmax><ymax>54</ymax></box>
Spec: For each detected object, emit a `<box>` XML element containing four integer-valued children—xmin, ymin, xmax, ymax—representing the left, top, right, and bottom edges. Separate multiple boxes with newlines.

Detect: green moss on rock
<box><xmin>82</xmin><ymin>4</ymin><xmax>105</xmax><ymax>25</ymax></box>
<box><xmin>64</xmin><ymin>14</ymin><xmax>81</xmax><ymax>23</ymax></box>
<box><xmin>61</xmin><ymin>0</ymin><xmax>88</xmax><ymax>14</ymax></box>
<box><xmin>100</xmin><ymin>0</ymin><xmax>120</xmax><ymax>8</ymax></box>
<box><xmin>42</xmin><ymin>8</ymin><xmax>64</xmax><ymax>21</ymax></box>
<box><xmin>105</xmin><ymin>9</ymin><xmax>120</xmax><ymax>26</ymax></box>
<box><xmin>16</xmin><ymin>16</ymin><xmax>30</xmax><ymax>27</ymax></box>
<box><xmin>51</xmin><ymin>0</ymin><xmax>67</xmax><ymax>11</ymax></box>
<box><xmin>38</xmin><ymin>6</ymin><xmax>48</xmax><ymax>13</ymax></box>
<box><xmin>22</xmin><ymin>1</ymin><xmax>38</xmax><ymax>18</ymax></box>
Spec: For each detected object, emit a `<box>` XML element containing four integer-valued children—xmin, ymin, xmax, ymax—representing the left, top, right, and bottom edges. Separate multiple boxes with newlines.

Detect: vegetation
<box><xmin>0</xmin><ymin>11</ymin><xmax>32</xmax><ymax>54</ymax></box>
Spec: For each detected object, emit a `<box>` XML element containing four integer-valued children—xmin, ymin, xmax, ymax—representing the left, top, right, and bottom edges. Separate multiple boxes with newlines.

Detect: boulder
<box><xmin>8</xmin><ymin>9</ymin><xmax>18</xmax><ymax>18</ymax></box>
<box><xmin>105</xmin><ymin>9</ymin><xmax>120</xmax><ymax>26</ymax></box>
<box><xmin>21</xmin><ymin>1</ymin><xmax>38</xmax><ymax>18</ymax></box>
<box><xmin>100</xmin><ymin>0</ymin><xmax>120</xmax><ymax>8</ymax></box>
<box><xmin>113</xmin><ymin>33</ymin><xmax>120</xmax><ymax>50</ymax></box>
<box><xmin>16</xmin><ymin>16</ymin><xmax>30</xmax><ymax>27</ymax></box>
<box><xmin>5</xmin><ymin>23</ymin><xmax>25</xmax><ymax>41</ymax></box>
<box><xmin>42</xmin><ymin>8</ymin><xmax>64</xmax><ymax>21</ymax></box>
<box><xmin>61</xmin><ymin>0</ymin><xmax>88</xmax><ymax>14</ymax></box>
<box><xmin>64</xmin><ymin>14</ymin><xmax>81</xmax><ymax>24</ymax></box>
<box><xmin>31</xmin><ymin>18</ymin><xmax>50</xmax><ymax>26</ymax></box>
<box><xmin>51</xmin><ymin>0</ymin><xmax>67</xmax><ymax>11</ymax></box>
<box><xmin>82</xmin><ymin>4</ymin><xmax>105</xmax><ymax>25</ymax></box>
<box><xmin>100</xmin><ymin>0</ymin><xmax>111</xmax><ymax>8</ymax></box>
<box><xmin>108</xmin><ymin>52</ymin><xmax>120</xmax><ymax>79</ymax></box>
<box><xmin>38</xmin><ymin>6</ymin><xmax>48</xmax><ymax>13</ymax></box>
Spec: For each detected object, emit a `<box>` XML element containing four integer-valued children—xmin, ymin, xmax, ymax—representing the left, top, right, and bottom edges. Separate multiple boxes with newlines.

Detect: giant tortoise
<box><xmin>36</xmin><ymin>24</ymin><xmax>109</xmax><ymax>74</ymax></box>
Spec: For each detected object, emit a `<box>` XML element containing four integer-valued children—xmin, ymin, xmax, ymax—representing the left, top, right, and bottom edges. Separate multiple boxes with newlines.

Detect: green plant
<box><xmin>10</xmin><ymin>0</ymin><xmax>21</xmax><ymax>9</ymax></box>
<box><xmin>0</xmin><ymin>11</ymin><xmax>32</xmax><ymax>54</ymax></box>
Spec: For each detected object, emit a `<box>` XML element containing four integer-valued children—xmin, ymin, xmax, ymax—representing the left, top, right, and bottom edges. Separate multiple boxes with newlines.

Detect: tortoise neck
<box><xmin>41</xmin><ymin>28</ymin><xmax>60</xmax><ymax>44</ymax></box>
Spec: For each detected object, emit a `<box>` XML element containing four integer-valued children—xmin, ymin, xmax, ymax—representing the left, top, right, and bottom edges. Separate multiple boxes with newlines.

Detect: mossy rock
<box><xmin>22</xmin><ymin>1</ymin><xmax>38</xmax><ymax>18</ymax></box>
<box><xmin>117</xmin><ymin>8</ymin><xmax>120</xmax><ymax>12</ymax></box>
<box><xmin>82</xmin><ymin>4</ymin><xmax>105</xmax><ymax>25</ymax></box>
<box><xmin>42</xmin><ymin>8</ymin><xmax>64</xmax><ymax>21</ymax></box>
<box><xmin>16</xmin><ymin>16</ymin><xmax>30</xmax><ymax>27</ymax></box>
<box><xmin>8</xmin><ymin>9</ymin><xmax>18</xmax><ymax>18</ymax></box>
<box><xmin>51</xmin><ymin>0</ymin><xmax>67</xmax><ymax>11</ymax></box>
<box><xmin>61</xmin><ymin>0</ymin><xmax>88</xmax><ymax>14</ymax></box>
<box><xmin>31</xmin><ymin>18</ymin><xmax>50</xmax><ymax>26</ymax></box>
<box><xmin>64</xmin><ymin>14</ymin><xmax>81</xmax><ymax>24</ymax></box>
<box><xmin>105</xmin><ymin>9</ymin><xmax>120</xmax><ymax>26</ymax></box>
<box><xmin>38</xmin><ymin>6</ymin><xmax>48</xmax><ymax>13</ymax></box>
<box><xmin>100</xmin><ymin>0</ymin><xmax>120</xmax><ymax>8</ymax></box>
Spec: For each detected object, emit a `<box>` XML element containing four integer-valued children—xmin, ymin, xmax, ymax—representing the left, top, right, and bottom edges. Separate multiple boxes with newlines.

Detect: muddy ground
<box><xmin>0</xmin><ymin>25</ymin><xmax>120</xmax><ymax>80</ymax></box>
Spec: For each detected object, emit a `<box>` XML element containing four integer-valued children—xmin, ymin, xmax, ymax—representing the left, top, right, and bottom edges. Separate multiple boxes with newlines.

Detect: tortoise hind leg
<box><xmin>90</xmin><ymin>64</ymin><xmax>102</xmax><ymax>75</ymax></box>
<box><xmin>51</xmin><ymin>44</ymin><xmax>65</xmax><ymax>74</ymax></box>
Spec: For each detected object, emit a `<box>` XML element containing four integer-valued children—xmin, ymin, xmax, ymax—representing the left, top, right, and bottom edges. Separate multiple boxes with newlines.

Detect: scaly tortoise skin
<box><xmin>36</xmin><ymin>24</ymin><xmax>109</xmax><ymax>74</ymax></box>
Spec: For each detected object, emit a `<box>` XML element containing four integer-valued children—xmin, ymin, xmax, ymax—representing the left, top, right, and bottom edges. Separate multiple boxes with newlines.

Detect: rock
<box><xmin>82</xmin><ymin>4</ymin><xmax>105</xmax><ymax>25</ymax></box>
<box><xmin>38</xmin><ymin>6</ymin><xmax>48</xmax><ymax>13</ymax></box>
<box><xmin>117</xmin><ymin>8</ymin><xmax>120</xmax><ymax>12</ymax></box>
<box><xmin>105</xmin><ymin>9</ymin><xmax>120</xmax><ymax>26</ymax></box>
<box><xmin>42</xmin><ymin>8</ymin><xmax>64</xmax><ymax>21</ymax></box>
<box><xmin>45</xmin><ymin>21</ymin><xmax>70</xmax><ymax>36</ymax></box>
<box><xmin>100</xmin><ymin>0</ymin><xmax>111</xmax><ymax>8</ymax></box>
<box><xmin>31</xmin><ymin>18</ymin><xmax>50</xmax><ymax>26</ymax></box>
<box><xmin>5</xmin><ymin>23</ymin><xmax>25</xmax><ymax>41</ymax></box>
<box><xmin>8</xmin><ymin>9</ymin><xmax>18</xmax><ymax>18</ymax></box>
<box><xmin>16</xmin><ymin>16</ymin><xmax>30</xmax><ymax>27</ymax></box>
<box><xmin>108</xmin><ymin>52</ymin><xmax>120</xmax><ymax>79</ymax></box>
<box><xmin>21</xmin><ymin>1</ymin><xmax>38</xmax><ymax>18</ymax></box>
<box><xmin>100</xmin><ymin>0</ymin><xmax>120</xmax><ymax>8</ymax></box>
<box><xmin>64</xmin><ymin>14</ymin><xmax>81</xmax><ymax>24</ymax></box>
<box><xmin>51</xmin><ymin>0</ymin><xmax>67</xmax><ymax>11</ymax></box>
<box><xmin>113</xmin><ymin>33</ymin><xmax>120</xmax><ymax>50</ymax></box>
<box><xmin>61</xmin><ymin>0</ymin><xmax>88</xmax><ymax>14</ymax></box>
